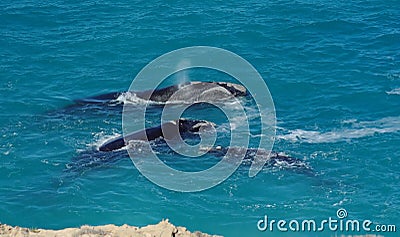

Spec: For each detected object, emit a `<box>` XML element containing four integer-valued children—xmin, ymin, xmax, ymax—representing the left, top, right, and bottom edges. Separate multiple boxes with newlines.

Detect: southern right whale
<box><xmin>96</xmin><ymin>118</ymin><xmax>311</xmax><ymax>173</ymax></box>
<box><xmin>75</xmin><ymin>81</ymin><xmax>247</xmax><ymax>106</ymax></box>
<box><xmin>66</xmin><ymin>130</ymin><xmax>312</xmax><ymax>177</ymax></box>
<box><xmin>99</xmin><ymin>118</ymin><xmax>214</xmax><ymax>151</ymax></box>
<box><xmin>205</xmin><ymin>146</ymin><xmax>312</xmax><ymax>171</ymax></box>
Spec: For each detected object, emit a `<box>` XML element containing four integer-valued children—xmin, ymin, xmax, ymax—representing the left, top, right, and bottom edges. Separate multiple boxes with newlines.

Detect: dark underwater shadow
<box><xmin>60</xmin><ymin>140</ymin><xmax>317</xmax><ymax>186</ymax></box>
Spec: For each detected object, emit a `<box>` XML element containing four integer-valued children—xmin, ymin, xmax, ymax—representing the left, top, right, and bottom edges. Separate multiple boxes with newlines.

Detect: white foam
<box><xmin>386</xmin><ymin>88</ymin><xmax>400</xmax><ymax>95</ymax></box>
<box><xmin>114</xmin><ymin>92</ymin><xmax>164</xmax><ymax>105</ymax></box>
<box><xmin>81</xmin><ymin>131</ymin><xmax>122</xmax><ymax>151</ymax></box>
<box><xmin>278</xmin><ymin>116</ymin><xmax>400</xmax><ymax>143</ymax></box>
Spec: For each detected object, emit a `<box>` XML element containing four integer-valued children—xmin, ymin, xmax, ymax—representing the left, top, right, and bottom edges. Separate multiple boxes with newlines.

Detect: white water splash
<box><xmin>386</xmin><ymin>88</ymin><xmax>400</xmax><ymax>95</ymax></box>
<box><xmin>82</xmin><ymin>131</ymin><xmax>122</xmax><ymax>151</ymax></box>
<box><xmin>278</xmin><ymin>116</ymin><xmax>400</xmax><ymax>143</ymax></box>
<box><xmin>114</xmin><ymin>92</ymin><xmax>164</xmax><ymax>105</ymax></box>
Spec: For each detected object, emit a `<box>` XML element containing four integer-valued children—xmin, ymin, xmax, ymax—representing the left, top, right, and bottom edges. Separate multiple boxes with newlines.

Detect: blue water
<box><xmin>1</xmin><ymin>1</ymin><xmax>399</xmax><ymax>236</ymax></box>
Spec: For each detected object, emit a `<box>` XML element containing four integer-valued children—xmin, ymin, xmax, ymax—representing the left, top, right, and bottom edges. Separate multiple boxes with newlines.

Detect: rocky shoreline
<box><xmin>0</xmin><ymin>220</ymin><xmax>221</xmax><ymax>237</ymax></box>
<box><xmin>0</xmin><ymin>221</ymin><xmax>386</xmax><ymax>237</ymax></box>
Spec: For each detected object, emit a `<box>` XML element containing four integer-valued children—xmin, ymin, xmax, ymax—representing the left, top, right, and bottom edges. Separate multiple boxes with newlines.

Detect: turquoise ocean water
<box><xmin>1</xmin><ymin>1</ymin><xmax>399</xmax><ymax>236</ymax></box>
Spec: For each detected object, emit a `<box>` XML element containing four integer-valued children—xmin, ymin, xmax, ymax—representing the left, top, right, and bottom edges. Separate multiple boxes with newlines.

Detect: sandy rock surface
<box><xmin>0</xmin><ymin>220</ymin><xmax>222</xmax><ymax>237</ymax></box>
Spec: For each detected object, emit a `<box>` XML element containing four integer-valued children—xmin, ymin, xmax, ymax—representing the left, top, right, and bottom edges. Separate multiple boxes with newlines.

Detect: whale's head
<box><xmin>178</xmin><ymin>118</ymin><xmax>215</xmax><ymax>133</ymax></box>
<box><xmin>214</xmin><ymin>82</ymin><xmax>247</xmax><ymax>97</ymax></box>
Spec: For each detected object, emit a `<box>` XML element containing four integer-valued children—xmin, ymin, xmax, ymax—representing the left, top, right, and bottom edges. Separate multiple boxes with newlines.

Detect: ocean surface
<box><xmin>1</xmin><ymin>1</ymin><xmax>399</xmax><ymax>236</ymax></box>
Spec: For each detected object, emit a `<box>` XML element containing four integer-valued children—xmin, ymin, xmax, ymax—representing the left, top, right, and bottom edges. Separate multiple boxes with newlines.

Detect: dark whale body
<box><xmin>75</xmin><ymin>81</ymin><xmax>247</xmax><ymax>105</ymax></box>
<box><xmin>206</xmin><ymin>146</ymin><xmax>313</xmax><ymax>171</ymax></box>
<box><xmin>98</xmin><ymin>119</ymin><xmax>311</xmax><ymax>173</ymax></box>
<box><xmin>61</xmin><ymin>82</ymin><xmax>314</xmax><ymax>177</ymax></box>
<box><xmin>99</xmin><ymin>118</ymin><xmax>213</xmax><ymax>152</ymax></box>
<box><xmin>98</xmin><ymin>117</ymin><xmax>311</xmax><ymax>172</ymax></box>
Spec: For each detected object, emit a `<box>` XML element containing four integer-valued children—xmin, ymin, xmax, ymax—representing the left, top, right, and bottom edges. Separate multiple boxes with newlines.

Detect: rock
<box><xmin>0</xmin><ymin>220</ymin><xmax>222</xmax><ymax>237</ymax></box>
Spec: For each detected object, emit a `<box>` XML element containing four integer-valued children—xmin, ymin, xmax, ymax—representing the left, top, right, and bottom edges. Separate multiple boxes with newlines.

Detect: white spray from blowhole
<box><xmin>176</xmin><ymin>59</ymin><xmax>191</xmax><ymax>87</ymax></box>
